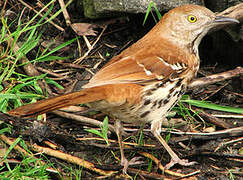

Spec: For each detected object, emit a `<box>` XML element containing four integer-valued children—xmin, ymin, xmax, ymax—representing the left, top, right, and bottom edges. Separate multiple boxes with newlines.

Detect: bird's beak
<box><xmin>214</xmin><ymin>16</ymin><xmax>239</xmax><ymax>24</ymax></box>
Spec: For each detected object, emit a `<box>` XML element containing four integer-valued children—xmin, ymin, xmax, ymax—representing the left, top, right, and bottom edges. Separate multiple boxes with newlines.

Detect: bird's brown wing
<box><xmin>83</xmin><ymin>46</ymin><xmax>188</xmax><ymax>88</ymax></box>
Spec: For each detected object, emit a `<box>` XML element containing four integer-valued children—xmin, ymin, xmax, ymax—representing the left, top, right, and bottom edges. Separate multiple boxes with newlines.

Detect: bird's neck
<box><xmin>164</xmin><ymin>32</ymin><xmax>201</xmax><ymax>59</ymax></box>
<box><xmin>158</xmin><ymin>33</ymin><xmax>201</xmax><ymax>81</ymax></box>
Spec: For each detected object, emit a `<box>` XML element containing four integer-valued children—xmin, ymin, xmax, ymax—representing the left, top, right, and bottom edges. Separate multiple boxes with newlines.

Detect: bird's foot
<box><xmin>121</xmin><ymin>157</ymin><xmax>143</xmax><ymax>174</ymax></box>
<box><xmin>165</xmin><ymin>157</ymin><xmax>197</xmax><ymax>169</ymax></box>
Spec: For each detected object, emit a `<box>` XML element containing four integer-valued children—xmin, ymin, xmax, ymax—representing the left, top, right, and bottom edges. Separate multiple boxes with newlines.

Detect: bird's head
<box><xmin>159</xmin><ymin>4</ymin><xmax>239</xmax><ymax>54</ymax></box>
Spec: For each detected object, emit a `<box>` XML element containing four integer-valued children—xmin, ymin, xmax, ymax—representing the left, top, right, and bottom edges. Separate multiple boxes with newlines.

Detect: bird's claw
<box><xmin>121</xmin><ymin>157</ymin><xmax>144</xmax><ymax>174</ymax></box>
<box><xmin>165</xmin><ymin>158</ymin><xmax>197</xmax><ymax>169</ymax></box>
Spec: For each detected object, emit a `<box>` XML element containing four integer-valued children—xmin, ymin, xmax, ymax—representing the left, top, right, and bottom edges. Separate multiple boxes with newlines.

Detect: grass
<box><xmin>0</xmin><ymin>156</ymin><xmax>50</xmax><ymax>179</ymax></box>
<box><xmin>63</xmin><ymin>166</ymin><xmax>83</xmax><ymax>180</ymax></box>
<box><xmin>0</xmin><ymin>0</ymin><xmax>77</xmax><ymax>113</ymax></box>
<box><xmin>143</xmin><ymin>1</ymin><xmax>162</xmax><ymax>25</ymax></box>
<box><xmin>0</xmin><ymin>126</ymin><xmax>84</xmax><ymax>179</ymax></box>
<box><xmin>0</xmin><ymin>126</ymin><xmax>51</xmax><ymax>179</ymax></box>
<box><xmin>85</xmin><ymin>116</ymin><xmax>110</xmax><ymax>145</ymax></box>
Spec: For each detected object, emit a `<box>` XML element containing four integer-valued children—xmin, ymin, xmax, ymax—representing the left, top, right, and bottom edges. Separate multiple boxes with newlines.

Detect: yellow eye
<box><xmin>187</xmin><ymin>15</ymin><xmax>197</xmax><ymax>23</ymax></box>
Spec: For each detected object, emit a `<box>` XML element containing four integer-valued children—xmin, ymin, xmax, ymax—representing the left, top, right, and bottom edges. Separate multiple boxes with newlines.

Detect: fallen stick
<box><xmin>189</xmin><ymin>67</ymin><xmax>243</xmax><ymax>89</ymax></box>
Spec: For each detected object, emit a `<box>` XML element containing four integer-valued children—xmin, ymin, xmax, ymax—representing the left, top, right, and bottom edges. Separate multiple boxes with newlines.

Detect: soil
<box><xmin>1</xmin><ymin>1</ymin><xmax>242</xmax><ymax>179</ymax></box>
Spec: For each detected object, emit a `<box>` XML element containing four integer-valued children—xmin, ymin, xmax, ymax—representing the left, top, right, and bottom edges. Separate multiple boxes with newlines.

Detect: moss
<box><xmin>83</xmin><ymin>0</ymin><xmax>124</xmax><ymax>19</ymax></box>
<box><xmin>83</xmin><ymin>0</ymin><xmax>99</xmax><ymax>19</ymax></box>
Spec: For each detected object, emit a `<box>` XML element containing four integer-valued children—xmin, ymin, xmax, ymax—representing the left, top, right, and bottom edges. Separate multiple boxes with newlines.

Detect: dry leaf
<box><xmin>71</xmin><ymin>23</ymin><xmax>98</xmax><ymax>36</ymax></box>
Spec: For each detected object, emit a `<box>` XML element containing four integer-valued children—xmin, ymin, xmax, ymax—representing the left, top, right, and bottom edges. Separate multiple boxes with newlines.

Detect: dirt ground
<box><xmin>1</xmin><ymin>1</ymin><xmax>243</xmax><ymax>179</ymax></box>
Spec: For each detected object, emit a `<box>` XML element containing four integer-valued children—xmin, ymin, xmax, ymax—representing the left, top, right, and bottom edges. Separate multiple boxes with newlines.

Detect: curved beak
<box><xmin>214</xmin><ymin>16</ymin><xmax>240</xmax><ymax>24</ymax></box>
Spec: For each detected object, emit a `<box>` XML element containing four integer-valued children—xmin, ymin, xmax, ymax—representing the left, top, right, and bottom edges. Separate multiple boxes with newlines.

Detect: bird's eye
<box><xmin>187</xmin><ymin>15</ymin><xmax>197</xmax><ymax>23</ymax></box>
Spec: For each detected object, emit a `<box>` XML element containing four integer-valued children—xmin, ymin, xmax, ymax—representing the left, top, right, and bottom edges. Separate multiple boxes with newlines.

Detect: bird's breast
<box><xmin>139</xmin><ymin>78</ymin><xmax>187</xmax><ymax>123</ymax></box>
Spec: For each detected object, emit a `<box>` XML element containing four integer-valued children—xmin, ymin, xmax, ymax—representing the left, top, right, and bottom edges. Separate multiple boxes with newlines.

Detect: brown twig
<box><xmin>165</xmin><ymin>126</ymin><xmax>243</xmax><ymax>136</ymax></box>
<box><xmin>138</xmin><ymin>152</ymin><xmax>192</xmax><ymax>178</ymax></box>
<box><xmin>74</xmin><ymin>26</ymin><xmax>107</xmax><ymax>64</ymax></box>
<box><xmin>28</xmin><ymin>142</ymin><xmax>117</xmax><ymax>176</ymax></box>
<box><xmin>76</xmin><ymin>137</ymin><xmax>156</xmax><ymax>148</ymax></box>
<box><xmin>168</xmin><ymin>126</ymin><xmax>243</xmax><ymax>143</ymax></box>
<box><xmin>36</xmin><ymin>66</ymin><xmax>69</xmax><ymax>79</ymax></box>
<box><xmin>189</xmin><ymin>67</ymin><xmax>243</xmax><ymax>89</ymax></box>
<box><xmin>202</xmin><ymin>82</ymin><xmax>229</xmax><ymax>100</ymax></box>
<box><xmin>193</xmin><ymin>108</ymin><xmax>233</xmax><ymax>129</ymax></box>
<box><xmin>127</xmin><ymin>167</ymin><xmax>166</xmax><ymax>179</ymax></box>
<box><xmin>214</xmin><ymin>137</ymin><xmax>243</xmax><ymax>152</ymax></box>
<box><xmin>43</xmin><ymin>140</ymin><xmax>59</xmax><ymax>150</ymax></box>
<box><xmin>57</xmin><ymin>0</ymin><xmax>71</xmax><ymax>26</ymax></box>
<box><xmin>53</xmin><ymin>110</ymin><xmax>116</xmax><ymax>132</ymax></box>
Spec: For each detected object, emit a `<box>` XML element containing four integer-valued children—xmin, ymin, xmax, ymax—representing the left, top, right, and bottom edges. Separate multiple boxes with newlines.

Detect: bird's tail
<box><xmin>7</xmin><ymin>87</ymin><xmax>105</xmax><ymax>118</ymax></box>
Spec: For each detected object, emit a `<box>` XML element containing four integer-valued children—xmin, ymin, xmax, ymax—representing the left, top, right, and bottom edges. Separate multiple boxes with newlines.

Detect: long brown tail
<box><xmin>7</xmin><ymin>87</ymin><xmax>105</xmax><ymax>118</ymax></box>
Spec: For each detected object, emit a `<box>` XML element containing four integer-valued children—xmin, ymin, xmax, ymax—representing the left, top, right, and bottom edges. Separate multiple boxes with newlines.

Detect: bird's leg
<box><xmin>114</xmin><ymin>120</ymin><xmax>143</xmax><ymax>174</ymax></box>
<box><xmin>151</xmin><ymin>119</ymin><xmax>196</xmax><ymax>169</ymax></box>
<box><xmin>114</xmin><ymin>119</ymin><xmax>128</xmax><ymax>173</ymax></box>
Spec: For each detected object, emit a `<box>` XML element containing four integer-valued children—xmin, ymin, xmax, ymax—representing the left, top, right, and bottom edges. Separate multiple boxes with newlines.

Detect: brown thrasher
<box><xmin>8</xmin><ymin>4</ymin><xmax>239</xmax><ymax>172</ymax></box>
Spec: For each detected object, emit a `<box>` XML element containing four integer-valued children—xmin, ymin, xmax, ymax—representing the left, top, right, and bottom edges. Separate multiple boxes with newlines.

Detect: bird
<box><xmin>8</xmin><ymin>4</ymin><xmax>239</xmax><ymax>173</ymax></box>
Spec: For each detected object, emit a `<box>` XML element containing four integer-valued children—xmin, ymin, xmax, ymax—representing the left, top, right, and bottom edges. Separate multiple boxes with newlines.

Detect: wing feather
<box><xmin>83</xmin><ymin>37</ymin><xmax>190</xmax><ymax>88</ymax></box>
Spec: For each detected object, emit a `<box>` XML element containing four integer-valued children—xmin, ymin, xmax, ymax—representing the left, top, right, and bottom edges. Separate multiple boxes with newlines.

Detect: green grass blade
<box><xmin>2</xmin><ymin>136</ymin><xmax>22</xmax><ymax>161</ymax></box>
<box><xmin>85</xmin><ymin>129</ymin><xmax>103</xmax><ymax>137</ymax></box>
<box><xmin>102</xmin><ymin>116</ymin><xmax>109</xmax><ymax>136</ymax></box>
<box><xmin>45</xmin><ymin>0</ymin><xmax>73</xmax><ymax>24</ymax></box>
<box><xmin>45</xmin><ymin>78</ymin><xmax>64</xmax><ymax>90</ymax></box>
<box><xmin>143</xmin><ymin>1</ymin><xmax>153</xmax><ymax>25</ymax></box>
<box><xmin>32</xmin><ymin>55</ymin><xmax>69</xmax><ymax>63</ymax></box>
<box><xmin>30</xmin><ymin>37</ymin><xmax>78</xmax><ymax>63</ymax></box>
<box><xmin>0</xmin><ymin>127</ymin><xmax>11</xmax><ymax>135</ymax></box>
<box><xmin>21</xmin><ymin>0</ymin><xmax>56</xmax><ymax>33</ymax></box>
<box><xmin>152</xmin><ymin>3</ymin><xmax>162</xmax><ymax>20</ymax></box>
<box><xmin>181</xmin><ymin>99</ymin><xmax>243</xmax><ymax>114</ymax></box>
